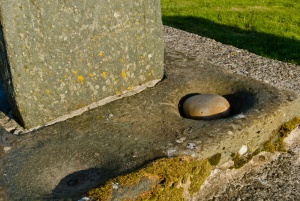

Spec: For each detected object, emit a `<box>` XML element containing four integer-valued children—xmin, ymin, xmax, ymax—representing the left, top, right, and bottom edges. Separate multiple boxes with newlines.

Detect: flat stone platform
<box><xmin>0</xmin><ymin>47</ymin><xmax>299</xmax><ymax>200</ymax></box>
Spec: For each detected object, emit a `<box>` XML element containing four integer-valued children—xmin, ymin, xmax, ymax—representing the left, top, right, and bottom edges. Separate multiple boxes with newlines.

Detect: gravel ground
<box><xmin>164</xmin><ymin>26</ymin><xmax>300</xmax><ymax>201</ymax></box>
<box><xmin>212</xmin><ymin>152</ymin><xmax>300</xmax><ymax>201</ymax></box>
<box><xmin>164</xmin><ymin>26</ymin><xmax>300</xmax><ymax>95</ymax></box>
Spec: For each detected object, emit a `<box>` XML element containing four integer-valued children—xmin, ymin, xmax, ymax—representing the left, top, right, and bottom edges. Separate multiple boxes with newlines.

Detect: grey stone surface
<box><xmin>0</xmin><ymin>0</ymin><xmax>164</xmax><ymax>128</ymax></box>
<box><xmin>0</xmin><ymin>48</ymin><xmax>299</xmax><ymax>200</ymax></box>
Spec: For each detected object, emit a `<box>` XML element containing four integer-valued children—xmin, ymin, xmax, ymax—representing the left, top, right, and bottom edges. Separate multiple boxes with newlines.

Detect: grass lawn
<box><xmin>161</xmin><ymin>0</ymin><xmax>300</xmax><ymax>65</ymax></box>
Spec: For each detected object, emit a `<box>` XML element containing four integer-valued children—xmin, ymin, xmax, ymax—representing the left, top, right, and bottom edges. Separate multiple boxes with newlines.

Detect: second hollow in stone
<box><xmin>182</xmin><ymin>94</ymin><xmax>231</xmax><ymax>120</ymax></box>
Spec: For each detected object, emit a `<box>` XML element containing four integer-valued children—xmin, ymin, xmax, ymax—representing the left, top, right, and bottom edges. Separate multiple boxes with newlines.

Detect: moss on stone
<box><xmin>230</xmin><ymin>149</ymin><xmax>260</xmax><ymax>169</ymax></box>
<box><xmin>263</xmin><ymin>116</ymin><xmax>300</xmax><ymax>152</ymax></box>
<box><xmin>85</xmin><ymin>182</ymin><xmax>113</xmax><ymax>201</ymax></box>
<box><xmin>279</xmin><ymin>116</ymin><xmax>300</xmax><ymax>136</ymax></box>
<box><xmin>87</xmin><ymin>117</ymin><xmax>300</xmax><ymax>199</ymax></box>
<box><xmin>188</xmin><ymin>159</ymin><xmax>212</xmax><ymax>195</ymax></box>
<box><xmin>263</xmin><ymin>138</ymin><xmax>276</xmax><ymax>153</ymax></box>
<box><xmin>85</xmin><ymin>156</ymin><xmax>212</xmax><ymax>200</ymax></box>
<box><xmin>232</xmin><ymin>116</ymin><xmax>300</xmax><ymax>169</ymax></box>
<box><xmin>208</xmin><ymin>153</ymin><xmax>221</xmax><ymax>166</ymax></box>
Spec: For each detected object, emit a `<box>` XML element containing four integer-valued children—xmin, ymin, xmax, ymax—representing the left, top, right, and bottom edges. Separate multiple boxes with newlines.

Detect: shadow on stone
<box><xmin>178</xmin><ymin>93</ymin><xmax>201</xmax><ymax>118</ymax></box>
<box><xmin>50</xmin><ymin>157</ymin><xmax>162</xmax><ymax>200</ymax></box>
<box><xmin>0</xmin><ymin>82</ymin><xmax>10</xmax><ymax>115</ymax></box>
<box><xmin>0</xmin><ymin>23</ymin><xmax>21</xmax><ymax>123</ymax></box>
<box><xmin>224</xmin><ymin>91</ymin><xmax>256</xmax><ymax>116</ymax></box>
<box><xmin>51</xmin><ymin>168</ymin><xmax>111</xmax><ymax>200</ymax></box>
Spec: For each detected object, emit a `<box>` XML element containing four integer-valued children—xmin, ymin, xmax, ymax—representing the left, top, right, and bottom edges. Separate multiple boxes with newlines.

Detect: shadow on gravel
<box><xmin>163</xmin><ymin>16</ymin><xmax>300</xmax><ymax>65</ymax></box>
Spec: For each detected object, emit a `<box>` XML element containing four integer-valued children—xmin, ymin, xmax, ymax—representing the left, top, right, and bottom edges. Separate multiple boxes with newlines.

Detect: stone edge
<box><xmin>0</xmin><ymin>79</ymin><xmax>161</xmax><ymax>134</ymax></box>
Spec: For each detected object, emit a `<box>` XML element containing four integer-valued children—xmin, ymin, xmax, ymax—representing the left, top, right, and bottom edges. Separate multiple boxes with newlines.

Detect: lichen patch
<box><xmin>77</xmin><ymin>75</ymin><xmax>84</xmax><ymax>84</ymax></box>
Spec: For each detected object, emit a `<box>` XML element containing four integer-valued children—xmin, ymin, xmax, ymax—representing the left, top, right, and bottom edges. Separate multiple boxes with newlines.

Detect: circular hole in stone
<box><xmin>178</xmin><ymin>91</ymin><xmax>256</xmax><ymax>120</ymax></box>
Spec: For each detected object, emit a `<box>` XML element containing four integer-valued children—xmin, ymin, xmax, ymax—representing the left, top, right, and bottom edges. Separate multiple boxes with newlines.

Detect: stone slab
<box><xmin>0</xmin><ymin>48</ymin><xmax>299</xmax><ymax>200</ymax></box>
<box><xmin>0</xmin><ymin>0</ymin><xmax>164</xmax><ymax>128</ymax></box>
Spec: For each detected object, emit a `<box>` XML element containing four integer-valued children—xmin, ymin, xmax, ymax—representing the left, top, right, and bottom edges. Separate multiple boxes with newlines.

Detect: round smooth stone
<box><xmin>182</xmin><ymin>94</ymin><xmax>230</xmax><ymax>120</ymax></box>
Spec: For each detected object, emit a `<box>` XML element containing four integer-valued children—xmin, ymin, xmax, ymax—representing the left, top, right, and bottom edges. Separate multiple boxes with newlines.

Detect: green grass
<box><xmin>161</xmin><ymin>0</ymin><xmax>300</xmax><ymax>65</ymax></box>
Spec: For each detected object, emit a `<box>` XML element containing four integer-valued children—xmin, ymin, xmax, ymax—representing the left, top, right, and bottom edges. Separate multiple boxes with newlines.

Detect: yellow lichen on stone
<box><xmin>101</xmin><ymin>72</ymin><xmax>107</xmax><ymax>78</ymax></box>
<box><xmin>148</xmin><ymin>70</ymin><xmax>154</xmax><ymax>76</ymax></box>
<box><xmin>85</xmin><ymin>156</ymin><xmax>212</xmax><ymax>201</ymax></box>
<box><xmin>121</xmin><ymin>70</ymin><xmax>127</xmax><ymax>79</ymax></box>
<box><xmin>45</xmin><ymin>89</ymin><xmax>50</xmax><ymax>95</ymax></box>
<box><xmin>77</xmin><ymin>75</ymin><xmax>84</xmax><ymax>84</ymax></box>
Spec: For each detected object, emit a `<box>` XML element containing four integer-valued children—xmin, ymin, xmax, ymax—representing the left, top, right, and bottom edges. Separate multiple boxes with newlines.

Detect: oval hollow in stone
<box><xmin>182</xmin><ymin>94</ymin><xmax>230</xmax><ymax>120</ymax></box>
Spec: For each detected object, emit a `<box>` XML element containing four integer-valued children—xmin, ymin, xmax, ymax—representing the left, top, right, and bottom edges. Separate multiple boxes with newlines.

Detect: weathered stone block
<box><xmin>1</xmin><ymin>49</ymin><xmax>299</xmax><ymax>200</ymax></box>
<box><xmin>0</xmin><ymin>0</ymin><xmax>164</xmax><ymax>128</ymax></box>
